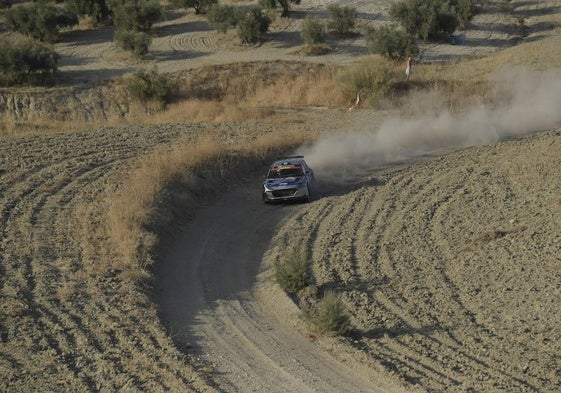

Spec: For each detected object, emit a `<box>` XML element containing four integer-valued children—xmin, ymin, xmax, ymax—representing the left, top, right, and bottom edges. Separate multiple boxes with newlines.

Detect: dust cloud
<box><xmin>297</xmin><ymin>66</ymin><xmax>561</xmax><ymax>181</ymax></box>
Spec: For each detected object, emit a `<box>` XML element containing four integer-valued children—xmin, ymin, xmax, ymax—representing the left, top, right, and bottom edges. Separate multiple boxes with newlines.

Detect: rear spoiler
<box><xmin>277</xmin><ymin>155</ymin><xmax>304</xmax><ymax>160</ymax></box>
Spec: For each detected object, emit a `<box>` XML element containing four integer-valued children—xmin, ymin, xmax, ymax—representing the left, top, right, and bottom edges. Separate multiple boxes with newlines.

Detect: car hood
<box><xmin>264</xmin><ymin>177</ymin><xmax>303</xmax><ymax>189</ymax></box>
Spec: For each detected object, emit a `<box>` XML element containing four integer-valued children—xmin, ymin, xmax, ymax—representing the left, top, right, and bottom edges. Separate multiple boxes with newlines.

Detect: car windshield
<box><xmin>267</xmin><ymin>167</ymin><xmax>303</xmax><ymax>179</ymax></box>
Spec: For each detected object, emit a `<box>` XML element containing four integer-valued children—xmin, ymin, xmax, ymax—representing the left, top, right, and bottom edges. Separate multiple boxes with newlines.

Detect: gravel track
<box><xmin>155</xmin><ymin>182</ymin><xmax>401</xmax><ymax>393</ymax></box>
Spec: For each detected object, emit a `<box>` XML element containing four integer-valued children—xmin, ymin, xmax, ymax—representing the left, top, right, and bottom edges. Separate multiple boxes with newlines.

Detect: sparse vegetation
<box><xmin>336</xmin><ymin>55</ymin><xmax>396</xmax><ymax>107</ymax></box>
<box><xmin>4</xmin><ymin>1</ymin><xmax>78</xmax><ymax>41</ymax></box>
<box><xmin>327</xmin><ymin>3</ymin><xmax>356</xmax><ymax>35</ymax></box>
<box><xmin>110</xmin><ymin>0</ymin><xmax>163</xmax><ymax>55</ymax></box>
<box><xmin>365</xmin><ymin>25</ymin><xmax>419</xmax><ymax>59</ymax></box>
<box><xmin>0</xmin><ymin>37</ymin><xmax>59</xmax><ymax>85</ymax></box>
<box><xmin>304</xmin><ymin>291</ymin><xmax>350</xmax><ymax>335</ymax></box>
<box><xmin>274</xmin><ymin>246</ymin><xmax>311</xmax><ymax>295</ymax></box>
<box><xmin>127</xmin><ymin>66</ymin><xmax>172</xmax><ymax>109</ymax></box>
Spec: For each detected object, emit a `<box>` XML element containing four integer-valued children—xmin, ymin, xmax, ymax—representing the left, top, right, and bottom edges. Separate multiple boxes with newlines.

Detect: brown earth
<box><xmin>1</xmin><ymin>0</ymin><xmax>561</xmax><ymax>392</ymax></box>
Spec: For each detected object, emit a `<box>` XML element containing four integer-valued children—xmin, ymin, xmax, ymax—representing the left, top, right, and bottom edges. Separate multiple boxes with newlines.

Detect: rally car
<box><xmin>262</xmin><ymin>156</ymin><xmax>315</xmax><ymax>203</ymax></box>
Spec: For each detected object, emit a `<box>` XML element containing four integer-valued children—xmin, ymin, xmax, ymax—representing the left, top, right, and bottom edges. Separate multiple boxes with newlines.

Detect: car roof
<box><xmin>270</xmin><ymin>156</ymin><xmax>307</xmax><ymax>167</ymax></box>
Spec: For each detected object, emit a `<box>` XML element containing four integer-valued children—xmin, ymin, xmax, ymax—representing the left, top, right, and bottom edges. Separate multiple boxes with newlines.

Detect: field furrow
<box><xmin>270</xmin><ymin>128</ymin><xmax>561</xmax><ymax>392</ymax></box>
<box><xmin>0</xmin><ymin>124</ymin><xmax>215</xmax><ymax>392</ymax></box>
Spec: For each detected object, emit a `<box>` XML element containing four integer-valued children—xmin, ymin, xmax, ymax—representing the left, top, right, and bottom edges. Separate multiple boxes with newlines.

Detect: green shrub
<box><xmin>366</xmin><ymin>25</ymin><xmax>418</xmax><ymax>59</ymax></box>
<box><xmin>305</xmin><ymin>291</ymin><xmax>350</xmax><ymax>335</ymax></box>
<box><xmin>258</xmin><ymin>0</ymin><xmax>277</xmax><ymax>10</ymax></box>
<box><xmin>0</xmin><ymin>37</ymin><xmax>59</xmax><ymax>85</ymax></box>
<box><xmin>0</xmin><ymin>0</ymin><xmax>10</xmax><ymax>10</ymax></box>
<box><xmin>4</xmin><ymin>1</ymin><xmax>78</xmax><ymax>41</ymax></box>
<box><xmin>171</xmin><ymin>0</ymin><xmax>217</xmax><ymax>15</ymax></box>
<box><xmin>115</xmin><ymin>30</ymin><xmax>152</xmax><ymax>55</ymax></box>
<box><xmin>64</xmin><ymin>0</ymin><xmax>111</xmax><ymax>25</ymax></box>
<box><xmin>450</xmin><ymin>0</ymin><xmax>477</xmax><ymax>24</ymax></box>
<box><xmin>275</xmin><ymin>246</ymin><xmax>311</xmax><ymax>295</ymax></box>
<box><xmin>128</xmin><ymin>67</ymin><xmax>172</xmax><ymax>107</ymax></box>
<box><xmin>110</xmin><ymin>0</ymin><xmax>162</xmax><ymax>55</ymax></box>
<box><xmin>207</xmin><ymin>4</ymin><xmax>241</xmax><ymax>33</ymax></box>
<box><xmin>327</xmin><ymin>3</ymin><xmax>356</xmax><ymax>35</ymax></box>
<box><xmin>110</xmin><ymin>0</ymin><xmax>163</xmax><ymax>32</ymax></box>
<box><xmin>390</xmin><ymin>0</ymin><xmax>459</xmax><ymax>40</ymax></box>
<box><xmin>236</xmin><ymin>7</ymin><xmax>270</xmax><ymax>44</ymax></box>
<box><xmin>301</xmin><ymin>16</ymin><xmax>326</xmax><ymax>45</ymax></box>
<box><xmin>336</xmin><ymin>55</ymin><xmax>395</xmax><ymax>107</ymax></box>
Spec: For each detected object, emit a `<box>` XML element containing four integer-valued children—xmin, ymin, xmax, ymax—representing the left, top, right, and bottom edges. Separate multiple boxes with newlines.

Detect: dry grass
<box><xmin>6</xmin><ymin>33</ymin><xmax>560</xmax><ymax>137</ymax></box>
<box><xmin>0</xmin><ymin>116</ymin><xmax>108</xmax><ymax>137</ymax></box>
<box><xmin>106</xmin><ymin>127</ymin><xmax>316</xmax><ymax>276</ymax></box>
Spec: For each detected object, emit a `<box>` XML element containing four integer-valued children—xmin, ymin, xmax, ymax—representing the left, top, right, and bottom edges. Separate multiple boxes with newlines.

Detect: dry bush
<box><xmin>144</xmin><ymin>99</ymin><xmax>276</xmax><ymax>123</ymax></box>
<box><xmin>275</xmin><ymin>246</ymin><xmax>311</xmax><ymax>295</ymax></box>
<box><xmin>336</xmin><ymin>55</ymin><xmax>396</xmax><ymax>107</ymax></box>
<box><xmin>145</xmin><ymin>99</ymin><xmax>226</xmax><ymax>123</ymax></box>
<box><xmin>303</xmin><ymin>290</ymin><xmax>350</xmax><ymax>335</ymax></box>
<box><xmin>301</xmin><ymin>44</ymin><xmax>330</xmax><ymax>56</ymax></box>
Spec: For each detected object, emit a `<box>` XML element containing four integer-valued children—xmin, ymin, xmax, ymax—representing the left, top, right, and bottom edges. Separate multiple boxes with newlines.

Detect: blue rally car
<box><xmin>262</xmin><ymin>156</ymin><xmax>315</xmax><ymax>203</ymax></box>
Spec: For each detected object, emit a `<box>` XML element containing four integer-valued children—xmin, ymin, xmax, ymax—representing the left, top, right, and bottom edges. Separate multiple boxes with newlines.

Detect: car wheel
<box><xmin>304</xmin><ymin>186</ymin><xmax>312</xmax><ymax>203</ymax></box>
<box><xmin>262</xmin><ymin>192</ymin><xmax>270</xmax><ymax>204</ymax></box>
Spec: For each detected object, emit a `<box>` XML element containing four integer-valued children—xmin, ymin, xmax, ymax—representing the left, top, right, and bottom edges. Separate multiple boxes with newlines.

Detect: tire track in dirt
<box><xmin>156</xmin><ymin>179</ymin><xmax>400</xmax><ymax>393</ymax></box>
<box><xmin>167</xmin><ymin>31</ymin><xmax>219</xmax><ymax>53</ymax></box>
<box><xmin>0</xmin><ymin>125</ymin><xmax>211</xmax><ymax>392</ymax></box>
<box><xmin>270</xmin><ymin>129</ymin><xmax>561</xmax><ymax>392</ymax></box>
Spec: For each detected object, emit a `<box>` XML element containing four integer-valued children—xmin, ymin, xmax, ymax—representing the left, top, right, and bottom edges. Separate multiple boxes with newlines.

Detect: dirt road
<box><xmin>154</xmin><ymin>124</ymin><xmax>561</xmax><ymax>392</ymax></box>
<box><xmin>155</xmin><ymin>181</ymin><xmax>401</xmax><ymax>392</ymax></box>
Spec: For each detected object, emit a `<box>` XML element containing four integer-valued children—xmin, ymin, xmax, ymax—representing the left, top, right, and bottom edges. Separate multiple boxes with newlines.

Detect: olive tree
<box><xmin>5</xmin><ymin>1</ymin><xmax>78</xmax><ymax>41</ymax></box>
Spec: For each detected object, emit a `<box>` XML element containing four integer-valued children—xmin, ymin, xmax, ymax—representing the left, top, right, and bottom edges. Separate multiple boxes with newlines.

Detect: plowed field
<box><xmin>1</xmin><ymin>0</ymin><xmax>561</xmax><ymax>392</ymax></box>
<box><xmin>266</xmin><ymin>129</ymin><xmax>561</xmax><ymax>392</ymax></box>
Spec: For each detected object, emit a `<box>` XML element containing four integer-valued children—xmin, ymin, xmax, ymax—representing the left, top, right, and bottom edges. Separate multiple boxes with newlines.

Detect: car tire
<box><xmin>262</xmin><ymin>192</ymin><xmax>270</xmax><ymax>204</ymax></box>
<box><xmin>304</xmin><ymin>186</ymin><xmax>312</xmax><ymax>203</ymax></box>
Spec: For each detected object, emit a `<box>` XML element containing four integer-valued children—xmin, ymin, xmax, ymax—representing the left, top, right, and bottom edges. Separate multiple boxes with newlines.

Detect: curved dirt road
<box><xmin>154</xmin><ymin>180</ymin><xmax>401</xmax><ymax>393</ymax></box>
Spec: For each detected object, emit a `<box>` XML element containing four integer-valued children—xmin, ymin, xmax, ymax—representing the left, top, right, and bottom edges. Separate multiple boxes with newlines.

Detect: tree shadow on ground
<box><xmin>59</xmin><ymin>25</ymin><xmax>114</xmax><ymax>45</ymax></box>
<box><xmin>154</xmin><ymin>20</ymin><xmax>213</xmax><ymax>38</ymax></box>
